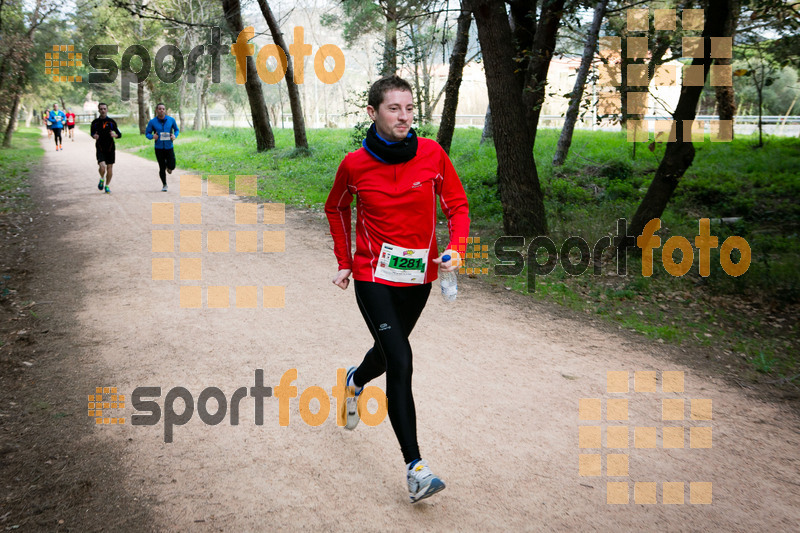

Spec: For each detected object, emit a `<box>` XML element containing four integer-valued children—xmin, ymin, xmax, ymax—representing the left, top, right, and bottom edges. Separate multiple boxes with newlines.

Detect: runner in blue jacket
<box><xmin>48</xmin><ymin>103</ymin><xmax>67</xmax><ymax>151</ymax></box>
<box><xmin>145</xmin><ymin>104</ymin><xmax>180</xmax><ymax>192</ymax></box>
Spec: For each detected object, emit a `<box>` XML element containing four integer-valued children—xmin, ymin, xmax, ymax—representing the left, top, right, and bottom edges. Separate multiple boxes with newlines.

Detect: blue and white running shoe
<box><xmin>407</xmin><ymin>459</ymin><xmax>446</xmax><ymax>503</ymax></box>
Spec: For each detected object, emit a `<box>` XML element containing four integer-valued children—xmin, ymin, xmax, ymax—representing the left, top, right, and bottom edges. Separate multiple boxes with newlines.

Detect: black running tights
<box><xmin>155</xmin><ymin>148</ymin><xmax>176</xmax><ymax>185</ymax></box>
<box><xmin>352</xmin><ymin>280</ymin><xmax>431</xmax><ymax>464</ymax></box>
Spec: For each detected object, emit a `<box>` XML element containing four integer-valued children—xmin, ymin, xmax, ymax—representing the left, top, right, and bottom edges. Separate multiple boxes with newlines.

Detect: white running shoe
<box><xmin>161</xmin><ymin>185</ymin><xmax>168</xmax><ymax>192</ymax></box>
<box><xmin>344</xmin><ymin>366</ymin><xmax>360</xmax><ymax>430</ymax></box>
<box><xmin>407</xmin><ymin>460</ymin><xmax>446</xmax><ymax>503</ymax></box>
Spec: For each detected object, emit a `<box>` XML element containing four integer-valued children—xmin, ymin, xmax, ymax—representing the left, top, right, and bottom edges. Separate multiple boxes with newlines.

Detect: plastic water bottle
<box><xmin>440</xmin><ymin>254</ymin><xmax>458</xmax><ymax>302</ymax></box>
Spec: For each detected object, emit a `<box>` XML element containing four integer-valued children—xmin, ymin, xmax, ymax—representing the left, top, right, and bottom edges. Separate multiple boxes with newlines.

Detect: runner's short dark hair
<box><xmin>368</xmin><ymin>75</ymin><xmax>413</xmax><ymax>109</ymax></box>
<box><xmin>98</xmin><ymin>102</ymin><xmax>108</xmax><ymax>108</ymax></box>
<box><xmin>156</xmin><ymin>102</ymin><xmax>166</xmax><ymax>109</ymax></box>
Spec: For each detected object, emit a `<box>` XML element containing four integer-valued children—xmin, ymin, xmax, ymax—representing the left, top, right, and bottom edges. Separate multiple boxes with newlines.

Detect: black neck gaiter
<box><xmin>362</xmin><ymin>123</ymin><xmax>418</xmax><ymax>164</ymax></box>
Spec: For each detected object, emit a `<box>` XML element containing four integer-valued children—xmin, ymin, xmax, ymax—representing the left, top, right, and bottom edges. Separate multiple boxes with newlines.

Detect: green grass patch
<box><xmin>0</xmin><ymin>127</ymin><xmax>45</xmax><ymax>213</ymax></box>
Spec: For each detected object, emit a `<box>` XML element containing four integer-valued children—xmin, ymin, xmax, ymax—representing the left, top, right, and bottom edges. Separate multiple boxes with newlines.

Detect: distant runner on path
<box><xmin>48</xmin><ymin>103</ymin><xmax>66</xmax><ymax>151</ymax></box>
<box><xmin>65</xmin><ymin>108</ymin><xmax>76</xmax><ymax>141</ymax></box>
<box><xmin>90</xmin><ymin>103</ymin><xmax>122</xmax><ymax>194</ymax></box>
<box><xmin>145</xmin><ymin>103</ymin><xmax>179</xmax><ymax>192</ymax></box>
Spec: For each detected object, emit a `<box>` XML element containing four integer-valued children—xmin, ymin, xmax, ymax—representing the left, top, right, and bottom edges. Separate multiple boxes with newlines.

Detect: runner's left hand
<box><xmin>432</xmin><ymin>250</ymin><xmax>461</xmax><ymax>272</ymax></box>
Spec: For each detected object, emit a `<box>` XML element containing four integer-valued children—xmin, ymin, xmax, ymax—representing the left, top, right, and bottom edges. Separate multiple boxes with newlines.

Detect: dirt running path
<box><xmin>30</xmin><ymin>128</ymin><xmax>800</xmax><ymax>531</ymax></box>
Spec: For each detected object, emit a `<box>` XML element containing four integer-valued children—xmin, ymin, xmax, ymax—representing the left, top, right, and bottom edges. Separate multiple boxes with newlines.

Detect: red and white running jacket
<box><xmin>325</xmin><ymin>137</ymin><xmax>470</xmax><ymax>287</ymax></box>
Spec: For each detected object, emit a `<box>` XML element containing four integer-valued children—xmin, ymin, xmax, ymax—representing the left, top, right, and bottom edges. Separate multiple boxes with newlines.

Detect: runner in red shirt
<box><xmin>325</xmin><ymin>75</ymin><xmax>470</xmax><ymax>504</ymax></box>
<box><xmin>65</xmin><ymin>108</ymin><xmax>76</xmax><ymax>141</ymax></box>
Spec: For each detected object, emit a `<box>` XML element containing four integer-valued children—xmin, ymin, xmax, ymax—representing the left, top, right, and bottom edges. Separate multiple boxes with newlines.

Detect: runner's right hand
<box><xmin>332</xmin><ymin>269</ymin><xmax>351</xmax><ymax>290</ymax></box>
<box><xmin>92</xmin><ymin>133</ymin><xmax>99</xmax><ymax>139</ymax></box>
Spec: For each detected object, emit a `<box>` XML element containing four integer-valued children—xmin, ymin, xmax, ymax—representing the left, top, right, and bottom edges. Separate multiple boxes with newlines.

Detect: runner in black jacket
<box><xmin>90</xmin><ymin>103</ymin><xmax>122</xmax><ymax>194</ymax></box>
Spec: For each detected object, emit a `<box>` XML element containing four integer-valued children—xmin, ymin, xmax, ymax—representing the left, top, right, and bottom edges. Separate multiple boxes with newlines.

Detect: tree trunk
<box><xmin>222</xmin><ymin>0</ymin><xmax>275</xmax><ymax>151</ymax></box>
<box><xmin>436</xmin><ymin>7</ymin><xmax>472</xmax><ymax>154</ymax></box>
<box><xmin>628</xmin><ymin>0</ymin><xmax>737</xmax><ymax>240</ymax></box>
<box><xmin>714</xmin><ymin>0</ymin><xmax>740</xmax><ymax>135</ymax></box>
<box><xmin>480</xmin><ymin>104</ymin><xmax>492</xmax><ymax>144</ymax></box>
<box><xmin>2</xmin><ymin>85</ymin><xmax>22</xmax><ymax>147</ymax></box>
<box><xmin>522</xmin><ymin>0</ymin><xmax>566</xmax><ymax>145</ymax></box>
<box><xmin>178</xmin><ymin>70</ymin><xmax>187</xmax><ymax>131</ymax></box>
<box><xmin>552</xmin><ymin>0</ymin><xmax>609</xmax><ymax>166</ymax></box>
<box><xmin>256</xmin><ymin>0</ymin><xmax>308</xmax><ymax>150</ymax></box>
<box><xmin>204</xmin><ymin>90</ymin><xmax>210</xmax><ymax>128</ymax></box>
<box><xmin>468</xmin><ymin>0</ymin><xmax>547</xmax><ymax>236</ymax></box>
<box><xmin>193</xmin><ymin>76</ymin><xmax>204</xmax><ymax>130</ymax></box>
<box><xmin>382</xmin><ymin>0</ymin><xmax>398</xmax><ymax>76</ymax></box>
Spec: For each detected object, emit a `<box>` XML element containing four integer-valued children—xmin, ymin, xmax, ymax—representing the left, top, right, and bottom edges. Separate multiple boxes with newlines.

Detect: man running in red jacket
<box><xmin>325</xmin><ymin>75</ymin><xmax>470</xmax><ymax>504</ymax></box>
